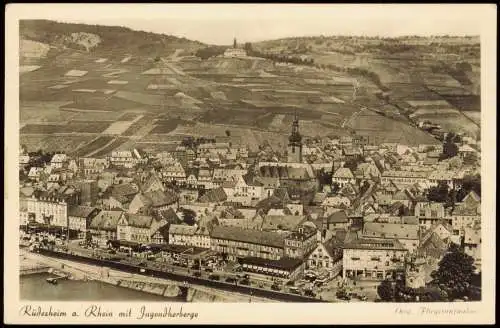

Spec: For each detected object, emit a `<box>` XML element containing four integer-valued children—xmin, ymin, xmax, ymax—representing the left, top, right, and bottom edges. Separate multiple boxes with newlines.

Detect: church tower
<box><xmin>233</xmin><ymin>38</ymin><xmax>237</xmax><ymax>48</ymax></box>
<box><xmin>287</xmin><ymin>112</ymin><xmax>303</xmax><ymax>163</ymax></box>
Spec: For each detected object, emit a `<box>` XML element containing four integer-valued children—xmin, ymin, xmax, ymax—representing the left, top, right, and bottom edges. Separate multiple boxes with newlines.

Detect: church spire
<box><xmin>233</xmin><ymin>38</ymin><xmax>237</xmax><ymax>48</ymax></box>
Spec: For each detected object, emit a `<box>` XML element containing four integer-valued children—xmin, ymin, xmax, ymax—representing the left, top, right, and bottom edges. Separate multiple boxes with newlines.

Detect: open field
<box><xmin>71</xmin><ymin>136</ymin><xmax>115</xmax><ymax>157</ymax></box>
<box><xmin>20</xmin><ymin>135</ymin><xmax>96</xmax><ymax>153</ymax></box>
<box><xmin>19</xmin><ymin>23</ymin><xmax>480</xmax><ymax>150</ymax></box>
<box><xmin>91</xmin><ymin>137</ymin><xmax>130</xmax><ymax>157</ymax></box>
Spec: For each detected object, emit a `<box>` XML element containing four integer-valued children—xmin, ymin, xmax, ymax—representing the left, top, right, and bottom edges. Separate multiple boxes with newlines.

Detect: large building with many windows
<box><xmin>342</xmin><ymin>238</ymin><xmax>408</xmax><ymax>280</ymax></box>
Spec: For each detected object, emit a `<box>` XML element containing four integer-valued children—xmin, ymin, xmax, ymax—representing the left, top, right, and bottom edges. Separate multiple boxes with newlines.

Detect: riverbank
<box><xmin>20</xmin><ymin>250</ymin><xmax>273</xmax><ymax>302</ymax></box>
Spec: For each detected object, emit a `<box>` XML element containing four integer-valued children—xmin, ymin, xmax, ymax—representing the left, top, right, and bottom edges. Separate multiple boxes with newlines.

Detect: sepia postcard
<box><xmin>4</xmin><ymin>3</ymin><xmax>496</xmax><ymax>325</ymax></box>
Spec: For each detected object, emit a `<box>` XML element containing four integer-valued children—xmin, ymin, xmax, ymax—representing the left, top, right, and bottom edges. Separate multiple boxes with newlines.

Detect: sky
<box><xmin>10</xmin><ymin>4</ymin><xmax>491</xmax><ymax>45</ymax></box>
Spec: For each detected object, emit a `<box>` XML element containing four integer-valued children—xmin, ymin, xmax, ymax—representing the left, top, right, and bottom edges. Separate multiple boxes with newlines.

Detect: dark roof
<box><xmin>211</xmin><ymin>226</ymin><xmax>285</xmax><ymax>248</ymax></box>
<box><xmin>157</xmin><ymin>208</ymin><xmax>182</xmax><ymax>224</ymax></box>
<box><xmin>111</xmin><ymin>183</ymin><xmax>139</xmax><ymax>197</ymax></box>
<box><xmin>124</xmin><ymin>213</ymin><xmax>154</xmax><ymax>228</ymax></box>
<box><xmin>238</xmin><ymin>256</ymin><xmax>303</xmax><ymax>271</ymax></box>
<box><xmin>68</xmin><ymin>205</ymin><xmax>99</xmax><ymax>218</ymax></box>
<box><xmin>199</xmin><ymin>187</ymin><xmax>227</xmax><ymax>203</ymax></box>
<box><xmin>144</xmin><ymin>189</ymin><xmax>178</xmax><ymax>207</ymax></box>
<box><xmin>327</xmin><ymin>210</ymin><xmax>349</xmax><ymax>224</ymax></box>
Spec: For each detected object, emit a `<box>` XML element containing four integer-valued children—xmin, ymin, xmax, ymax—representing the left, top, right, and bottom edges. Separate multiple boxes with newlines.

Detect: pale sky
<box><xmin>9</xmin><ymin>4</ymin><xmax>493</xmax><ymax>45</ymax></box>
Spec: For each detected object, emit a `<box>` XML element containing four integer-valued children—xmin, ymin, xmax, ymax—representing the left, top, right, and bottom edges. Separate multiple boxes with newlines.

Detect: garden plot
<box><xmin>92</xmin><ymin>137</ymin><xmax>130</xmax><ymax>157</ymax></box>
<box><xmin>142</xmin><ymin>67</ymin><xmax>177</xmax><ymax>75</ymax></box>
<box><xmin>102</xmin><ymin>69</ymin><xmax>129</xmax><ymax>78</ymax></box>
<box><xmin>65</xmin><ymin>70</ymin><xmax>88</xmax><ymax>77</ymax></box>
<box><xmin>406</xmin><ymin>100</ymin><xmax>452</xmax><ymax>108</ymax></box>
<box><xmin>114</xmin><ymin>91</ymin><xmax>163</xmax><ymax>106</ymax></box>
<box><xmin>462</xmin><ymin>112</ymin><xmax>481</xmax><ymax>125</ymax></box>
<box><xmin>95</xmin><ymin>58</ymin><xmax>108</xmax><ymax>63</ymax></box>
<box><xmin>147</xmin><ymin>84</ymin><xmax>177</xmax><ymax>90</ymax></box>
<box><xmin>409</xmin><ymin>108</ymin><xmax>461</xmax><ymax>118</ymax></box>
<box><xmin>20</xmin><ymin>135</ymin><xmax>95</xmax><ymax>153</ymax></box>
<box><xmin>268</xmin><ymin>114</ymin><xmax>286</xmax><ymax>130</ymax></box>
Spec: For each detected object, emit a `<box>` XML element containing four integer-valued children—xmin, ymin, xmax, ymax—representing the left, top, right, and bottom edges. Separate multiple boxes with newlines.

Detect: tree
<box><xmin>181</xmin><ymin>208</ymin><xmax>197</xmax><ymax>225</ymax></box>
<box><xmin>441</xmin><ymin>132</ymin><xmax>460</xmax><ymax>160</ymax></box>
<box><xmin>456</xmin><ymin>174</ymin><xmax>481</xmax><ymax>201</ymax></box>
<box><xmin>427</xmin><ymin>181</ymin><xmax>449</xmax><ymax>203</ymax></box>
<box><xmin>225</xmin><ymin>129</ymin><xmax>231</xmax><ymax>137</ymax></box>
<box><xmin>377</xmin><ymin>280</ymin><xmax>395</xmax><ymax>301</ymax></box>
<box><xmin>430</xmin><ymin>243</ymin><xmax>477</xmax><ymax>300</ymax></box>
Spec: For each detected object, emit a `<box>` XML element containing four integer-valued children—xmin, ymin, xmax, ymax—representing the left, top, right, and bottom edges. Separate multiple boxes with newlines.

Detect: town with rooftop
<box><xmin>18</xmin><ymin>19</ymin><xmax>482</xmax><ymax>303</ymax></box>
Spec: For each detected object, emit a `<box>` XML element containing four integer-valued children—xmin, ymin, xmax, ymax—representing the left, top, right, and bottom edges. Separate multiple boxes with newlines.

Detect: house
<box><xmin>210</xmin><ymin>226</ymin><xmax>285</xmax><ymax>261</ymax></box>
<box><xmin>105</xmin><ymin>183</ymin><xmax>139</xmax><ymax>210</ymax></box>
<box><xmin>448</xmin><ymin>204</ymin><xmax>480</xmax><ymax>237</ymax></box>
<box><xmin>461</xmin><ymin>191</ymin><xmax>481</xmax><ymax>209</ymax></box>
<box><xmin>355</xmin><ymin>162</ymin><xmax>381</xmax><ymax>180</ymax></box>
<box><xmin>342</xmin><ymin>238</ymin><xmax>408</xmax><ymax>280</ymax></box>
<box><xmin>25</xmin><ymin>194</ymin><xmax>69</xmax><ymax>227</ymax></box>
<box><xmin>50</xmin><ymin>154</ymin><xmax>67</xmax><ymax>169</ymax></box>
<box><xmin>414</xmin><ymin>202</ymin><xmax>447</xmax><ymax>229</ymax></box>
<box><xmin>88</xmin><ymin>210</ymin><xmax>124</xmax><ymax>246</ymax></box>
<box><xmin>362</xmin><ymin>221</ymin><xmax>420</xmax><ymax>253</ymax></box>
<box><xmin>138</xmin><ymin>173</ymin><xmax>165</xmax><ymax>193</ymax></box>
<box><xmin>463</xmin><ymin>225</ymin><xmax>481</xmax><ymax>270</ymax></box>
<box><xmin>128</xmin><ymin>190</ymin><xmax>178</xmax><ymax>215</ymax></box>
<box><xmin>332</xmin><ymin>167</ymin><xmax>355</xmax><ymax>187</ymax></box>
<box><xmin>168</xmin><ymin>224</ymin><xmax>198</xmax><ymax>247</ymax></box>
<box><xmin>28</xmin><ymin>167</ymin><xmax>44</xmax><ymax>181</ymax></box>
<box><xmin>322</xmin><ymin>196</ymin><xmax>351</xmax><ymax>209</ymax></box>
<box><xmin>427</xmin><ymin>170</ymin><xmax>456</xmax><ymax>189</ymax></box>
<box><xmin>284</xmin><ymin>225</ymin><xmax>317</xmax><ymax>259</ymax></box>
<box><xmin>262</xmin><ymin>215</ymin><xmax>306</xmax><ymax>232</ymax></box>
<box><xmin>67</xmin><ymin>205</ymin><xmax>100</xmax><ymax>239</ymax></box>
<box><xmin>381</xmin><ymin>170</ymin><xmax>430</xmax><ymax>185</ymax></box>
<box><xmin>458</xmin><ymin>144</ymin><xmax>476</xmax><ymax>158</ymax></box>
<box><xmin>239</xmin><ymin>256</ymin><xmax>304</xmax><ymax>281</ymax></box>
<box><xmin>198</xmin><ymin>187</ymin><xmax>227</xmax><ymax>204</ymax></box>
<box><xmin>307</xmin><ymin>234</ymin><xmax>344</xmax><ymax>277</ymax></box>
<box><xmin>325</xmin><ymin>210</ymin><xmax>350</xmax><ymax>231</ymax></box>
<box><xmin>223</xmin><ymin>175</ymin><xmax>264</xmax><ymax>207</ymax></box>
<box><xmin>117</xmin><ymin>213</ymin><xmax>165</xmax><ymax>244</ymax></box>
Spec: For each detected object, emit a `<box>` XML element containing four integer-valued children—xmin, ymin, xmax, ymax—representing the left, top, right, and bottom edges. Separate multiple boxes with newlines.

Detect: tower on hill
<box><xmin>287</xmin><ymin>112</ymin><xmax>303</xmax><ymax>163</ymax></box>
<box><xmin>234</xmin><ymin>38</ymin><xmax>237</xmax><ymax>48</ymax></box>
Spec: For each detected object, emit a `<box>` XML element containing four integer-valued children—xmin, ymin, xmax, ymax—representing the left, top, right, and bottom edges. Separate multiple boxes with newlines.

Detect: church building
<box><xmin>287</xmin><ymin>112</ymin><xmax>303</xmax><ymax>163</ymax></box>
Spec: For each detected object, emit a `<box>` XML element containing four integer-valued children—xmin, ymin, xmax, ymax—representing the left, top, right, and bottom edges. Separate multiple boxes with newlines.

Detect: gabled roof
<box><xmin>68</xmin><ymin>205</ymin><xmax>99</xmax><ymax>218</ymax></box>
<box><xmin>90</xmin><ymin>210</ymin><xmax>123</xmax><ymax>231</ymax></box>
<box><xmin>169</xmin><ymin>224</ymin><xmax>197</xmax><ymax>235</ymax></box>
<box><xmin>123</xmin><ymin>213</ymin><xmax>154</xmax><ymax>229</ymax></box>
<box><xmin>199</xmin><ymin>187</ymin><xmax>227</xmax><ymax>203</ymax></box>
<box><xmin>327</xmin><ymin>210</ymin><xmax>349</xmax><ymax>224</ymax></box>
<box><xmin>144</xmin><ymin>189</ymin><xmax>178</xmax><ymax>207</ymax></box>
<box><xmin>333</xmin><ymin>167</ymin><xmax>354</xmax><ymax>179</ymax></box>
<box><xmin>157</xmin><ymin>208</ymin><xmax>182</xmax><ymax>224</ymax></box>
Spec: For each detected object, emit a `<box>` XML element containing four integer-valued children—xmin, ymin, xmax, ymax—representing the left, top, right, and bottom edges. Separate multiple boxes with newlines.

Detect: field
<box><xmin>19</xmin><ymin>24</ymin><xmax>481</xmax><ymax>151</ymax></box>
<box><xmin>70</xmin><ymin>136</ymin><xmax>115</xmax><ymax>157</ymax></box>
<box><xmin>92</xmin><ymin>137</ymin><xmax>130</xmax><ymax>157</ymax></box>
<box><xmin>20</xmin><ymin>135</ymin><xmax>96</xmax><ymax>153</ymax></box>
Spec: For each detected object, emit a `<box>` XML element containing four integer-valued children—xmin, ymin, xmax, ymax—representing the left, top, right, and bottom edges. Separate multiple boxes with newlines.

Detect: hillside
<box><xmin>19</xmin><ymin>21</ymin><xmax>480</xmax><ymax>157</ymax></box>
<box><xmin>20</xmin><ymin>20</ymin><xmax>206</xmax><ymax>59</ymax></box>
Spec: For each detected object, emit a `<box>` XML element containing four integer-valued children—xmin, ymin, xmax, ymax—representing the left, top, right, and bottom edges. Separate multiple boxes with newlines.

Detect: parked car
<box><xmin>304</xmin><ymin>289</ymin><xmax>316</xmax><ymax>297</ymax></box>
<box><xmin>271</xmin><ymin>283</ymin><xmax>281</xmax><ymax>291</ymax></box>
<box><xmin>289</xmin><ymin>287</ymin><xmax>301</xmax><ymax>295</ymax></box>
<box><xmin>205</xmin><ymin>267</ymin><xmax>214</xmax><ymax>273</ymax></box>
<box><xmin>192</xmin><ymin>271</ymin><xmax>202</xmax><ymax>278</ymax></box>
<box><xmin>225</xmin><ymin>277</ymin><xmax>237</xmax><ymax>283</ymax></box>
<box><xmin>285</xmin><ymin>280</ymin><xmax>295</xmax><ymax>286</ymax></box>
<box><xmin>239</xmin><ymin>278</ymin><xmax>250</xmax><ymax>285</ymax></box>
<box><xmin>209</xmin><ymin>274</ymin><xmax>220</xmax><ymax>281</ymax></box>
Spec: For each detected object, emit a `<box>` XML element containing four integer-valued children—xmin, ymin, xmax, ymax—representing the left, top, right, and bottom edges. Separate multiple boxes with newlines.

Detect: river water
<box><xmin>20</xmin><ymin>273</ymin><xmax>184</xmax><ymax>302</ymax></box>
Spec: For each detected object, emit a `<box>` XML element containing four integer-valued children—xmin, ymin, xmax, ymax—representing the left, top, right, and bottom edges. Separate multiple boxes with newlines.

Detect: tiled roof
<box><xmin>169</xmin><ymin>224</ymin><xmax>197</xmax><ymax>236</ymax></box>
<box><xmin>90</xmin><ymin>210</ymin><xmax>123</xmax><ymax>231</ymax></box>
<box><xmin>363</xmin><ymin>222</ymin><xmax>419</xmax><ymax>240</ymax></box>
<box><xmin>124</xmin><ymin>213</ymin><xmax>153</xmax><ymax>229</ymax></box>
<box><xmin>327</xmin><ymin>210</ymin><xmax>349</xmax><ymax>224</ymax></box>
<box><xmin>262</xmin><ymin>215</ymin><xmax>305</xmax><ymax>231</ymax></box>
<box><xmin>211</xmin><ymin>226</ymin><xmax>285</xmax><ymax>248</ymax></box>
<box><xmin>199</xmin><ymin>187</ymin><xmax>227</xmax><ymax>203</ymax></box>
<box><xmin>144</xmin><ymin>189</ymin><xmax>178</xmax><ymax>207</ymax></box>
<box><xmin>68</xmin><ymin>205</ymin><xmax>98</xmax><ymax>218</ymax></box>
<box><xmin>333</xmin><ymin>167</ymin><xmax>354</xmax><ymax>179</ymax></box>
